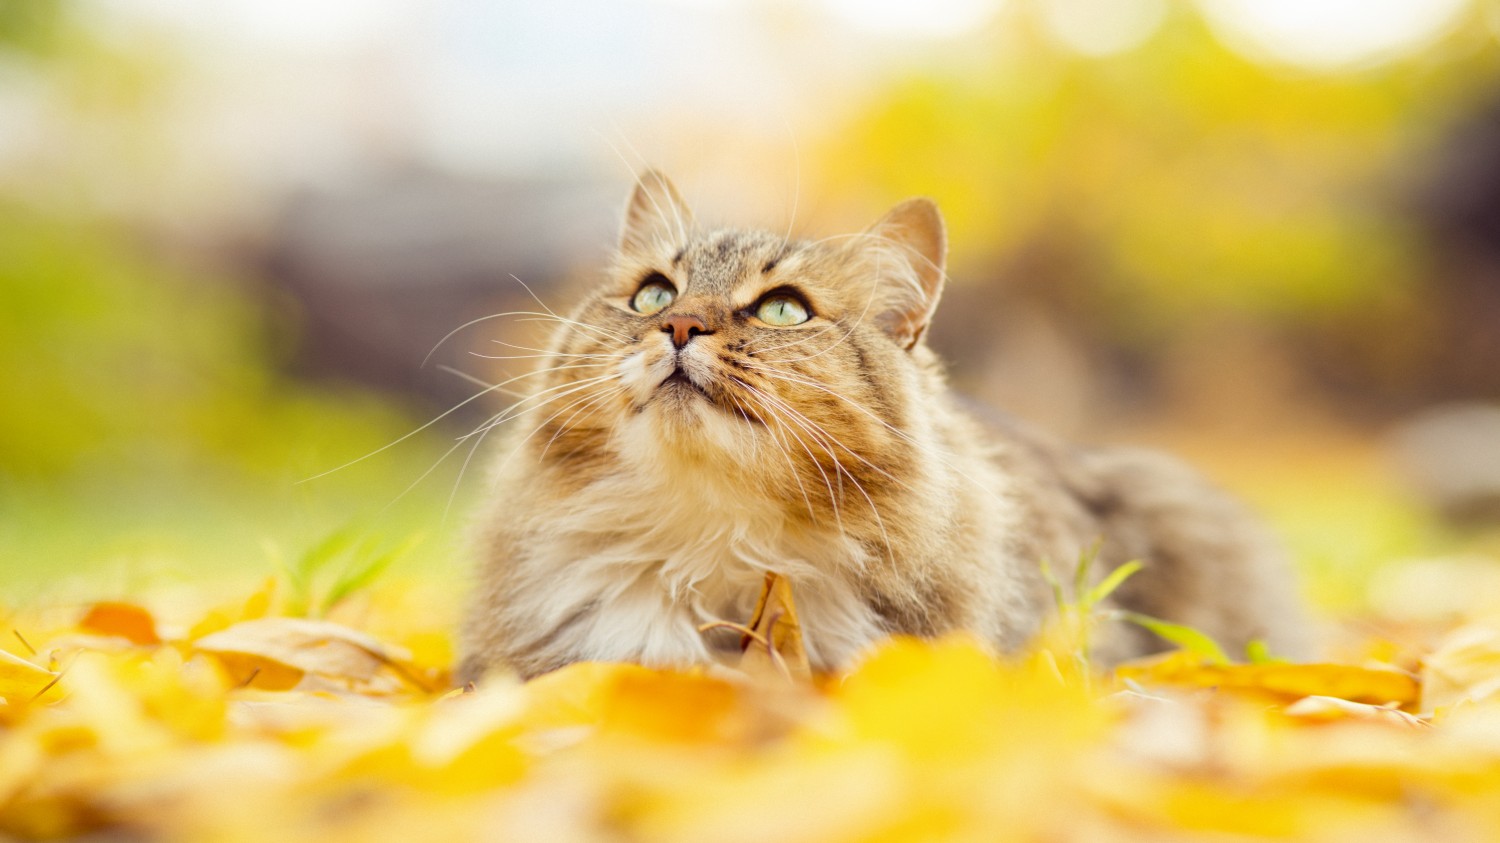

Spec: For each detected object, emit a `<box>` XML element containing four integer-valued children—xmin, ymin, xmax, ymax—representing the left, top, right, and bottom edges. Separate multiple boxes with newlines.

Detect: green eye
<box><xmin>755</xmin><ymin>295</ymin><xmax>810</xmax><ymax>326</ymax></box>
<box><xmin>631</xmin><ymin>277</ymin><xmax>676</xmax><ymax>315</ymax></box>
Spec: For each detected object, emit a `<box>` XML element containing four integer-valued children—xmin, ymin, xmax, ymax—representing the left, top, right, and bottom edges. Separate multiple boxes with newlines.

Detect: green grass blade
<box><xmin>1117</xmin><ymin>611</ymin><xmax>1231</xmax><ymax>664</ymax></box>
<box><xmin>1073</xmin><ymin>539</ymin><xmax>1102</xmax><ymax>607</ymax></box>
<box><xmin>1038</xmin><ymin>558</ymin><xmax>1067</xmax><ymax>611</ymax></box>
<box><xmin>277</xmin><ymin>528</ymin><xmax>360</xmax><ymax>617</ymax></box>
<box><xmin>294</xmin><ymin>527</ymin><xmax>359</xmax><ymax>580</ymax></box>
<box><xmin>319</xmin><ymin>534</ymin><xmax>423</xmax><ymax>615</ymax></box>
<box><xmin>1086</xmin><ymin>560</ymin><xmax>1143</xmax><ymax>607</ymax></box>
<box><xmin>1245</xmin><ymin>639</ymin><xmax>1277</xmax><ymax>664</ymax></box>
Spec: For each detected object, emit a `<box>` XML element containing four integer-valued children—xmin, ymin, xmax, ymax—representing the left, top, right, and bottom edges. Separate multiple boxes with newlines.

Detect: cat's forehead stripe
<box><xmin>679</xmin><ymin>228</ymin><xmax>788</xmax><ymax>296</ymax></box>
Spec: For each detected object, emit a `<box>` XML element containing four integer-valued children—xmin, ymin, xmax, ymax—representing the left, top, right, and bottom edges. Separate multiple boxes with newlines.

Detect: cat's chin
<box><xmin>627</xmin><ymin>388</ymin><xmax>753</xmax><ymax>459</ymax></box>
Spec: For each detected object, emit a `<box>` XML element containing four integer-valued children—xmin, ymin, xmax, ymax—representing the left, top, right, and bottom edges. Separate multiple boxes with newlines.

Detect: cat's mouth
<box><xmin>653</xmin><ymin>365</ymin><xmax>765</xmax><ymax>425</ymax></box>
<box><xmin>659</xmin><ymin>366</ymin><xmax>710</xmax><ymax>399</ymax></box>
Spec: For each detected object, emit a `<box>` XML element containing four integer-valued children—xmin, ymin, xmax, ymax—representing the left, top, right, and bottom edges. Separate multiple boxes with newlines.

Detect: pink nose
<box><xmin>661</xmin><ymin>314</ymin><xmax>710</xmax><ymax>348</ymax></box>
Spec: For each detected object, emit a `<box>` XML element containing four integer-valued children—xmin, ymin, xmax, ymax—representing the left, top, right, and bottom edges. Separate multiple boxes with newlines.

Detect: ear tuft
<box><xmin>620</xmin><ymin>170</ymin><xmax>694</xmax><ymax>256</ymax></box>
<box><xmin>863</xmin><ymin>197</ymin><xmax>947</xmax><ymax>350</ymax></box>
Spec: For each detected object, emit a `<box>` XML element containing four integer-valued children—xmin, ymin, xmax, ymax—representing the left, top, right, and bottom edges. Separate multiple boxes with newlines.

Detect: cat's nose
<box><xmin>660</xmin><ymin>314</ymin><xmax>711</xmax><ymax>349</ymax></box>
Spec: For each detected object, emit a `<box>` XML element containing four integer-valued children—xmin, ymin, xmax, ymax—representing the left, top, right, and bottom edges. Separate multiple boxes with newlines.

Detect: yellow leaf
<box><xmin>188</xmin><ymin>577</ymin><xmax>278</xmax><ymax>641</ymax></box>
<box><xmin>599</xmin><ymin>669</ymin><xmax>746</xmax><ymax>743</ymax></box>
<box><xmin>405</xmin><ymin>688</ymin><xmax>529</xmax><ymax>792</ymax></box>
<box><xmin>0</xmin><ymin>649</ymin><xmax>62</xmax><ymax>704</ymax></box>
<box><xmin>78</xmin><ymin>601</ymin><xmax>160</xmax><ymax>646</ymax></box>
<box><xmin>834</xmin><ymin>636</ymin><xmax>1101</xmax><ymax>762</ymax></box>
<box><xmin>1117</xmin><ymin>651</ymin><xmax>1419</xmax><ymax>707</ymax></box>
<box><xmin>634</xmin><ymin>746</ymin><xmax>906</xmax><ymax>843</ymax></box>
<box><xmin>519</xmin><ymin>661</ymin><xmax>751</xmax><ymax>744</ymax></box>
<box><xmin>193</xmin><ymin>618</ymin><xmax>417</xmax><ymax>692</ymax></box>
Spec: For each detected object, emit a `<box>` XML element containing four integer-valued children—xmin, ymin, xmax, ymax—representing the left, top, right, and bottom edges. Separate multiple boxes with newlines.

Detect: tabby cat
<box><xmin>458</xmin><ymin>171</ymin><xmax>1306</xmax><ymax>681</ymax></box>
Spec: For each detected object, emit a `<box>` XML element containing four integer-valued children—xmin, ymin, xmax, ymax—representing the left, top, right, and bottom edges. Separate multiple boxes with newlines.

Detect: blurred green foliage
<box><xmin>1</xmin><ymin>0</ymin><xmax>1493</xmax><ymax>620</ymax></box>
<box><xmin>0</xmin><ymin>0</ymin><xmax>64</xmax><ymax>57</ymax></box>
<box><xmin>818</xmin><ymin>8</ymin><xmax>1500</xmax><ymax>346</ymax></box>
<box><xmin>810</xmin><ymin>3</ymin><xmax>1500</xmax><ymax>612</ymax></box>
<box><xmin>0</xmin><ymin>202</ymin><xmax>424</xmax><ymax>485</ymax></box>
<box><xmin>0</xmin><ymin>200</ymin><xmax>457</xmax><ymax>594</ymax></box>
<box><xmin>0</xmin><ymin>2</ymin><xmax>463</xmax><ymax>599</ymax></box>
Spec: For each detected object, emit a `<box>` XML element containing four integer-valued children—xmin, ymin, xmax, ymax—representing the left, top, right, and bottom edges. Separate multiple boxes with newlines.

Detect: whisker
<box><xmin>507</xmin><ymin>274</ymin><xmax>634</xmax><ymax>343</ymax></box>
<box><xmin>733</xmin><ymin>387</ymin><xmax>820</xmax><ymax>528</ymax></box>
<box><xmin>459</xmin><ymin>373</ymin><xmax>623</xmax><ymax>443</ymax></box>
<box><xmin>741</xmin><ymin>384</ymin><xmax>843</xmax><ymax>519</ymax></box>
<box><xmin>593</xmin><ymin>129</ymin><xmax>692</xmax><ymax>247</ymax></box>
<box><xmin>449</xmin><ymin>383</ymin><xmax>628</xmax><ymax>521</ymax></box>
<box><xmin>748</xmin><ymin>366</ymin><xmax>1012</xmax><ymax>512</ymax></box>
<box><xmin>513</xmin><ymin>314</ymin><xmax>635</xmax><ymax>344</ymax></box>
<box><xmin>739</xmin><ymin>376</ymin><xmax>904</xmax><ymax>489</ymax></box>
<box><xmin>382</xmin><ymin>367</ymin><xmax>621</xmax><ymax>514</ymax></box>
<box><xmin>615</xmin><ymin>132</ymin><xmax>692</xmax><ymax>244</ymax></box>
<box><xmin>468</xmin><ymin>351</ymin><xmax>611</xmax><ymax>363</ymax></box>
<box><xmin>381</xmin><ymin>431</ymin><xmax>473</xmax><ymax>515</ymax></box>
<box><xmin>488</xmin><ymin>339</ymin><xmax>616</xmax><ymax>359</ymax></box>
<box><xmin>778</xmin><ymin>119</ymin><xmax>801</xmax><ymax>258</ymax></box>
<box><xmin>535</xmin><ymin>384</ymin><xmax>630</xmax><ymax>462</ymax></box>
<box><xmin>299</xmin><ymin>376</ymin><xmax>524</xmax><ymax>484</ymax></box>
<box><xmin>483</xmin><ymin>383</ymin><xmax>631</xmax><ymax>491</ymax></box>
<box><xmin>741</xmin><ymin>381</ymin><xmax>891</xmax><ymax>562</ymax></box>
<box><xmin>434</xmin><ymin>364</ymin><xmax>531</xmax><ymax>401</ymax></box>
<box><xmin>421</xmin><ymin>309</ymin><xmax>623</xmax><ymax>369</ymax></box>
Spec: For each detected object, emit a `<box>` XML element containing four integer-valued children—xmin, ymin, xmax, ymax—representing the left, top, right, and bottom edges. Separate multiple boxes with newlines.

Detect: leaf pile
<box><xmin>5</xmin><ymin>577</ymin><xmax>1500</xmax><ymax>842</ymax></box>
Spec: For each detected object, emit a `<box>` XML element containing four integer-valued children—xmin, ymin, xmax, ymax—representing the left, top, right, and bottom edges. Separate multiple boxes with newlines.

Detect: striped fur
<box><xmin>458</xmin><ymin>172</ymin><xmax>1307</xmax><ymax>681</ymax></box>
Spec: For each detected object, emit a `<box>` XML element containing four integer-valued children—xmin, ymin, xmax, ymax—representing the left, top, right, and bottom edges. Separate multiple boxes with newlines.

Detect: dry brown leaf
<box><xmin>79</xmin><ymin>602</ymin><xmax>160</xmax><ymax>646</ymax></box>
<box><xmin>737</xmin><ymin>573</ymin><xmax>811</xmax><ymax>682</ymax></box>
<box><xmin>193</xmin><ymin>618</ymin><xmax>418</xmax><ymax>692</ymax></box>
<box><xmin>1116</xmin><ymin>651</ymin><xmax>1419</xmax><ymax>707</ymax></box>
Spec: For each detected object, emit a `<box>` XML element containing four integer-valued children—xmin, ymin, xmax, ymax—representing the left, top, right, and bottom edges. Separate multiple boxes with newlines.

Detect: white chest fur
<box><xmin>507</xmin><ymin>459</ymin><xmax>885</xmax><ymax>671</ymax></box>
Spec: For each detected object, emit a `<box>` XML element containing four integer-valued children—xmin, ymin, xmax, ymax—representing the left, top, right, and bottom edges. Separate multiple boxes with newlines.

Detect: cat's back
<box><xmin>968</xmin><ymin>407</ymin><xmax>1309</xmax><ymax>662</ymax></box>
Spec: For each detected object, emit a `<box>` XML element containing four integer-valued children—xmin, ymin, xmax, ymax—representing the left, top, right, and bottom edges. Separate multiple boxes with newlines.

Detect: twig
<box><xmin>28</xmin><ymin>651</ymin><xmax>76</xmax><ymax>703</ymax></box>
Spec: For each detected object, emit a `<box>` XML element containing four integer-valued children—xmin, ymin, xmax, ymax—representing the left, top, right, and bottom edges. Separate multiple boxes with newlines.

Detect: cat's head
<box><xmin>527</xmin><ymin>171</ymin><xmax>949</xmax><ymax>523</ymax></box>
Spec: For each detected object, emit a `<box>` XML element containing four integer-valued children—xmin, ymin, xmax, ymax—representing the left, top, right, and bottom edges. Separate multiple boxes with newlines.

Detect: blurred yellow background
<box><xmin>3</xmin><ymin>0</ymin><xmax>1499</xmax><ymax>640</ymax></box>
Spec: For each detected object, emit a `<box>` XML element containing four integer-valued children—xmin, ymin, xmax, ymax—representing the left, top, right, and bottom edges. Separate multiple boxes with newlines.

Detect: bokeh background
<box><xmin>4</xmin><ymin>0</ymin><xmax>1500</xmax><ymax>645</ymax></box>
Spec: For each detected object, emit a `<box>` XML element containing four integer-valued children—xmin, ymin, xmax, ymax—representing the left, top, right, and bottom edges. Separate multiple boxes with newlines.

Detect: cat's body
<box><xmin>458</xmin><ymin>172</ymin><xmax>1305</xmax><ymax>681</ymax></box>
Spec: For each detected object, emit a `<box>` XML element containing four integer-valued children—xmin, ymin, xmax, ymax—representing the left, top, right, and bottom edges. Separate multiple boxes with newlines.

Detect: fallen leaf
<box><xmin>0</xmin><ymin>649</ymin><xmax>62</xmax><ymax>703</ymax></box>
<box><xmin>736</xmin><ymin>572</ymin><xmax>811</xmax><ymax>682</ymax></box>
<box><xmin>193</xmin><ymin>618</ymin><xmax>418</xmax><ymax>692</ymax></box>
<box><xmin>188</xmin><ymin>577</ymin><xmax>278</xmax><ymax>641</ymax></box>
<box><xmin>519</xmin><ymin>662</ymin><xmax>756</xmax><ymax>745</ymax></box>
<box><xmin>79</xmin><ymin>602</ymin><xmax>160</xmax><ymax>646</ymax></box>
<box><xmin>1116</xmin><ymin>650</ymin><xmax>1419</xmax><ymax>707</ymax></box>
<box><xmin>1283</xmin><ymin>695</ymin><xmax>1428</xmax><ymax>728</ymax></box>
<box><xmin>1420</xmin><ymin>623</ymin><xmax>1500</xmax><ymax>714</ymax></box>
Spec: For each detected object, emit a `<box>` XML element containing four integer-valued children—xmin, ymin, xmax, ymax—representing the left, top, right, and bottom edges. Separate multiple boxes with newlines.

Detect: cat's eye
<box><xmin>631</xmin><ymin>276</ymin><xmax>677</xmax><ymax>315</ymax></box>
<box><xmin>755</xmin><ymin>294</ymin><xmax>811</xmax><ymax>327</ymax></box>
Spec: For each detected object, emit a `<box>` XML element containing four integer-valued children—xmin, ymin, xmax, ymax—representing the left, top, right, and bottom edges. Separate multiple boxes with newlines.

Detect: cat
<box><xmin>457</xmin><ymin>171</ymin><xmax>1307</xmax><ymax>681</ymax></box>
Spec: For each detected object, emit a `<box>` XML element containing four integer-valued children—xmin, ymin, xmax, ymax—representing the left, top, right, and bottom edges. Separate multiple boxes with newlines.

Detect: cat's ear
<box><xmin>620</xmin><ymin>170</ymin><xmax>694</xmax><ymax>256</ymax></box>
<box><xmin>862</xmin><ymin>197</ymin><xmax>947</xmax><ymax>350</ymax></box>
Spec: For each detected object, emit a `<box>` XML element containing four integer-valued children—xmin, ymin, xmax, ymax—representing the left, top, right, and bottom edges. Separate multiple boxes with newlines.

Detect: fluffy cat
<box><xmin>458</xmin><ymin>171</ymin><xmax>1306</xmax><ymax>681</ymax></box>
